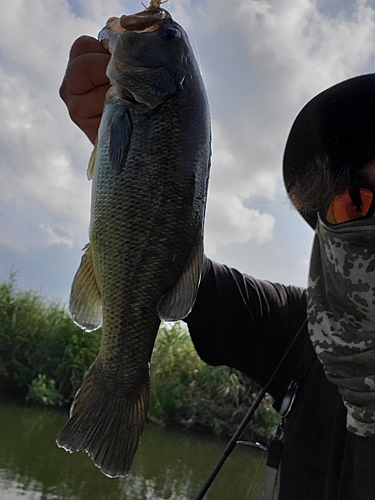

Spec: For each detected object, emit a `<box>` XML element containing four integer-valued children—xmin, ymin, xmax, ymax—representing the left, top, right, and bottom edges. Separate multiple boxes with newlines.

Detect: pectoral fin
<box><xmin>157</xmin><ymin>242</ymin><xmax>203</xmax><ymax>321</ymax></box>
<box><xmin>109</xmin><ymin>108</ymin><xmax>132</xmax><ymax>175</ymax></box>
<box><xmin>69</xmin><ymin>243</ymin><xmax>102</xmax><ymax>331</ymax></box>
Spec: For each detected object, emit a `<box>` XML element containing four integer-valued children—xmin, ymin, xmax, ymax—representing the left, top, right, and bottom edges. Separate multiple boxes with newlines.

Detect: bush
<box><xmin>26</xmin><ymin>374</ymin><xmax>65</xmax><ymax>406</ymax></box>
<box><xmin>0</xmin><ymin>277</ymin><xmax>279</xmax><ymax>441</ymax></box>
<box><xmin>150</xmin><ymin>322</ymin><xmax>280</xmax><ymax>442</ymax></box>
<box><xmin>150</xmin><ymin>322</ymin><xmax>201</xmax><ymax>424</ymax></box>
<box><xmin>0</xmin><ymin>277</ymin><xmax>101</xmax><ymax>402</ymax></box>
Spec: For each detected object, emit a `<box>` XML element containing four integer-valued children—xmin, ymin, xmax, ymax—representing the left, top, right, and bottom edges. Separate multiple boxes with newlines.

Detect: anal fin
<box><xmin>69</xmin><ymin>243</ymin><xmax>102</xmax><ymax>331</ymax></box>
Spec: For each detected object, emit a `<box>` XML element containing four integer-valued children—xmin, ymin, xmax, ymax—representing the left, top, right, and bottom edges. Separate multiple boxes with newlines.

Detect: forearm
<box><xmin>186</xmin><ymin>258</ymin><xmax>309</xmax><ymax>399</ymax></box>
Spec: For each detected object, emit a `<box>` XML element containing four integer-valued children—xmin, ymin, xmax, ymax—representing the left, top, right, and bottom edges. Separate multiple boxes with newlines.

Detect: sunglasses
<box><xmin>322</xmin><ymin>185</ymin><xmax>375</xmax><ymax>225</ymax></box>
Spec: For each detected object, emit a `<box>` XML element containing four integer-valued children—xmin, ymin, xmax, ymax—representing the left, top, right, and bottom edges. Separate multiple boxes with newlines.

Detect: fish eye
<box><xmin>161</xmin><ymin>27</ymin><xmax>181</xmax><ymax>40</ymax></box>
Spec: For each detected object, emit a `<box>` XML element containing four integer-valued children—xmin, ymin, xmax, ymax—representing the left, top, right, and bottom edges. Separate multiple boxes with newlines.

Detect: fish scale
<box><xmin>56</xmin><ymin>9</ymin><xmax>211</xmax><ymax>478</ymax></box>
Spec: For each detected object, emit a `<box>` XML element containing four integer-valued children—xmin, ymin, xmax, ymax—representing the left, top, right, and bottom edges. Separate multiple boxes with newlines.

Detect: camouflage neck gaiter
<box><xmin>307</xmin><ymin>215</ymin><xmax>375</xmax><ymax>436</ymax></box>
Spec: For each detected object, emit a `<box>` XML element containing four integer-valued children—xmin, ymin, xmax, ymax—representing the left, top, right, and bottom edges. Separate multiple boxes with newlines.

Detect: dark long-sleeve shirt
<box><xmin>185</xmin><ymin>259</ymin><xmax>375</xmax><ymax>500</ymax></box>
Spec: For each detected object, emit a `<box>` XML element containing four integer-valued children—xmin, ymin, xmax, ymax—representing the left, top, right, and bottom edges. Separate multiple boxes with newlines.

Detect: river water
<box><xmin>0</xmin><ymin>399</ymin><xmax>266</xmax><ymax>500</ymax></box>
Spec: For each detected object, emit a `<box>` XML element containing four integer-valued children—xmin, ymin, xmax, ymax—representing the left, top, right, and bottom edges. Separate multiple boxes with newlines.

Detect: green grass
<box><xmin>0</xmin><ymin>277</ymin><xmax>279</xmax><ymax>441</ymax></box>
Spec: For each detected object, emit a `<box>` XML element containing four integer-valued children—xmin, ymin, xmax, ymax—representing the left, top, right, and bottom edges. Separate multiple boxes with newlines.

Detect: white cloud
<box><xmin>186</xmin><ymin>0</ymin><xmax>375</xmax><ymax>263</ymax></box>
<box><xmin>0</xmin><ymin>230</ymin><xmax>27</xmax><ymax>254</ymax></box>
<box><xmin>233</xmin><ymin>0</ymin><xmax>375</xmax><ymax>101</ymax></box>
<box><xmin>0</xmin><ymin>0</ymin><xmax>99</xmax><ymax>249</ymax></box>
<box><xmin>204</xmin><ymin>120</ymin><xmax>276</xmax><ymax>255</ymax></box>
<box><xmin>40</xmin><ymin>224</ymin><xmax>74</xmax><ymax>248</ymax></box>
<box><xmin>0</xmin><ymin>68</ymin><xmax>91</xmax><ymax>229</ymax></box>
<box><xmin>0</xmin><ymin>0</ymin><xmax>374</xmax><ymax>298</ymax></box>
<box><xmin>205</xmin><ymin>193</ymin><xmax>275</xmax><ymax>255</ymax></box>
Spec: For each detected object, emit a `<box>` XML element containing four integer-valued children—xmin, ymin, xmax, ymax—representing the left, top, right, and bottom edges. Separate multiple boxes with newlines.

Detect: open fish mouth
<box><xmin>119</xmin><ymin>87</ymin><xmax>137</xmax><ymax>104</ymax></box>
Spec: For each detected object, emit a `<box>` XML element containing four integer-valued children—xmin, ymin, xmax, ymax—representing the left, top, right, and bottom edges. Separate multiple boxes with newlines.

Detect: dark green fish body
<box><xmin>57</xmin><ymin>12</ymin><xmax>211</xmax><ymax>478</ymax></box>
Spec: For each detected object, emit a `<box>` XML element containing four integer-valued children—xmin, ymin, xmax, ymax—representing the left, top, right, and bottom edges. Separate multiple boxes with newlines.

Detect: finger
<box><xmin>60</xmin><ymin>36</ymin><xmax>111</xmax><ymax>144</ymax></box>
<box><xmin>69</xmin><ymin>35</ymin><xmax>109</xmax><ymax>62</ymax></box>
<box><xmin>75</xmin><ymin>114</ymin><xmax>103</xmax><ymax>145</ymax></box>
<box><xmin>60</xmin><ymin>52</ymin><xmax>111</xmax><ymax>98</ymax></box>
<box><xmin>66</xmin><ymin>83</ymin><xmax>110</xmax><ymax>144</ymax></box>
<box><xmin>68</xmin><ymin>83</ymin><xmax>110</xmax><ymax>122</ymax></box>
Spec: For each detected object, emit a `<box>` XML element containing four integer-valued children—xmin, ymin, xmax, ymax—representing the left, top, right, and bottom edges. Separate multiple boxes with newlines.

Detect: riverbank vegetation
<box><xmin>0</xmin><ymin>277</ymin><xmax>279</xmax><ymax>442</ymax></box>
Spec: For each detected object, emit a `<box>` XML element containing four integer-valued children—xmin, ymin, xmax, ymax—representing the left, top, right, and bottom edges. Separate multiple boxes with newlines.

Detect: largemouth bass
<box><xmin>56</xmin><ymin>7</ymin><xmax>211</xmax><ymax>478</ymax></box>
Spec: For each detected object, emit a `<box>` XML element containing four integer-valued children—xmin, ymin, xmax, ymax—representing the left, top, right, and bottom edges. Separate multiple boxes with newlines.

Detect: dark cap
<box><xmin>283</xmin><ymin>74</ymin><xmax>375</xmax><ymax>227</ymax></box>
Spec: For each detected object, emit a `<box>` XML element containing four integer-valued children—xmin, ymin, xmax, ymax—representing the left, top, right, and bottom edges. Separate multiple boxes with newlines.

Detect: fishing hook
<box><xmin>141</xmin><ymin>0</ymin><xmax>169</xmax><ymax>9</ymax></box>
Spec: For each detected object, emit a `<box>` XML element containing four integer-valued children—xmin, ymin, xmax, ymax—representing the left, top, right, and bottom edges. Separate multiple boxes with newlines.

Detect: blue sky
<box><xmin>0</xmin><ymin>0</ymin><xmax>375</xmax><ymax>303</ymax></box>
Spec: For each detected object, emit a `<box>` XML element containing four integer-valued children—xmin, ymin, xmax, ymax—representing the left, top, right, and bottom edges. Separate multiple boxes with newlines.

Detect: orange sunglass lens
<box><xmin>326</xmin><ymin>188</ymin><xmax>373</xmax><ymax>224</ymax></box>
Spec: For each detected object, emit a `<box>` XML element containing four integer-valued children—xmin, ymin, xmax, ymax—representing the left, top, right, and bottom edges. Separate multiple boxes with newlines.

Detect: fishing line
<box><xmin>189</xmin><ymin>22</ymin><xmax>202</xmax><ymax>73</ymax></box>
<box><xmin>193</xmin><ymin>318</ymin><xmax>308</xmax><ymax>500</ymax></box>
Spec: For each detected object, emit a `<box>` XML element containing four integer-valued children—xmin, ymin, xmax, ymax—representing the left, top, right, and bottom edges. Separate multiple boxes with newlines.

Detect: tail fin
<box><xmin>56</xmin><ymin>362</ymin><xmax>149</xmax><ymax>478</ymax></box>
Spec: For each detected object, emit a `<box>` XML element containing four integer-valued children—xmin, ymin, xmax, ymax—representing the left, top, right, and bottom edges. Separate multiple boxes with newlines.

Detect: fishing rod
<box><xmin>194</xmin><ymin>318</ymin><xmax>308</xmax><ymax>500</ymax></box>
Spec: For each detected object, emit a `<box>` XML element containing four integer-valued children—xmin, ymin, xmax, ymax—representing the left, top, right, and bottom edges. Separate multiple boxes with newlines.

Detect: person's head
<box><xmin>285</xmin><ymin>75</ymin><xmax>375</xmax><ymax>437</ymax></box>
<box><xmin>283</xmin><ymin>74</ymin><xmax>375</xmax><ymax>228</ymax></box>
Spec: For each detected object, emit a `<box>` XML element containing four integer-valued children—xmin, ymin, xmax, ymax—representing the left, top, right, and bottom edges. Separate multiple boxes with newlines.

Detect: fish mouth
<box><xmin>119</xmin><ymin>8</ymin><xmax>171</xmax><ymax>33</ymax></box>
<box><xmin>119</xmin><ymin>87</ymin><xmax>137</xmax><ymax>104</ymax></box>
<box><xmin>99</xmin><ymin>9</ymin><xmax>170</xmax><ymax>54</ymax></box>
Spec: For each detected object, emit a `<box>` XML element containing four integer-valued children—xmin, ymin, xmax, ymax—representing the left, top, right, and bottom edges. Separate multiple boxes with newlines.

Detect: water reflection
<box><xmin>0</xmin><ymin>400</ymin><xmax>266</xmax><ymax>500</ymax></box>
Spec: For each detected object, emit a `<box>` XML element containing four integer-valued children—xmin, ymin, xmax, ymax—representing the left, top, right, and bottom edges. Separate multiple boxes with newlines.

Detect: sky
<box><xmin>0</xmin><ymin>0</ymin><xmax>375</xmax><ymax>304</ymax></box>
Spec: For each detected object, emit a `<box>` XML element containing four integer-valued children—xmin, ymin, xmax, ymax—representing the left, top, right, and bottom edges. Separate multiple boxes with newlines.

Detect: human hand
<box><xmin>59</xmin><ymin>36</ymin><xmax>111</xmax><ymax>144</ymax></box>
<box><xmin>60</xmin><ymin>11</ymin><xmax>166</xmax><ymax>143</ymax></box>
